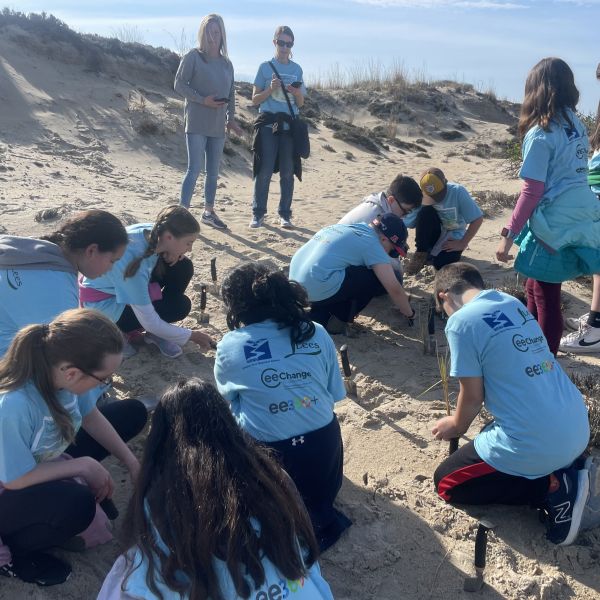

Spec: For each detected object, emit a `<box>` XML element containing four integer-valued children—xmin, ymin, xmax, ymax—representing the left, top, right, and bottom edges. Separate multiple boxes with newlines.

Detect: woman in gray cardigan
<box><xmin>174</xmin><ymin>14</ymin><xmax>242</xmax><ymax>229</ymax></box>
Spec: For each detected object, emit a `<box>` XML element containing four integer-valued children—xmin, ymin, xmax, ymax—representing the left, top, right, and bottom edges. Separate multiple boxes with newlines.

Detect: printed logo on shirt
<box><xmin>244</xmin><ymin>339</ymin><xmax>272</xmax><ymax>363</ymax></box>
<box><xmin>284</xmin><ymin>340</ymin><xmax>322</xmax><ymax>358</ymax></box>
<box><xmin>517</xmin><ymin>307</ymin><xmax>536</xmax><ymax>326</ymax></box>
<box><xmin>261</xmin><ymin>367</ymin><xmax>312</xmax><ymax>388</ymax></box>
<box><xmin>269</xmin><ymin>395</ymin><xmax>318</xmax><ymax>414</ymax></box>
<box><xmin>563</xmin><ymin>125</ymin><xmax>580</xmax><ymax>142</ymax></box>
<box><xmin>255</xmin><ymin>576</ymin><xmax>307</xmax><ymax>600</ymax></box>
<box><xmin>576</xmin><ymin>144</ymin><xmax>587</xmax><ymax>160</ymax></box>
<box><xmin>5</xmin><ymin>269</ymin><xmax>22</xmax><ymax>290</ymax></box>
<box><xmin>512</xmin><ymin>333</ymin><xmax>545</xmax><ymax>353</ymax></box>
<box><xmin>524</xmin><ymin>360</ymin><xmax>554</xmax><ymax>377</ymax></box>
<box><xmin>482</xmin><ymin>310</ymin><xmax>515</xmax><ymax>332</ymax></box>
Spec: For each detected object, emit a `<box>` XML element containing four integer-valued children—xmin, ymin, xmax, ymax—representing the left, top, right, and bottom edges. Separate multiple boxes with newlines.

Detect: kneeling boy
<box><xmin>432</xmin><ymin>262</ymin><xmax>593</xmax><ymax>545</ymax></box>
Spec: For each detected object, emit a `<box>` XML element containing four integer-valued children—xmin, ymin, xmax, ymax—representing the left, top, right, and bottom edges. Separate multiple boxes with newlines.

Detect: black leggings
<box><xmin>434</xmin><ymin>440</ymin><xmax>549</xmax><ymax>507</ymax></box>
<box><xmin>310</xmin><ymin>266</ymin><xmax>387</xmax><ymax>326</ymax></box>
<box><xmin>0</xmin><ymin>399</ymin><xmax>147</xmax><ymax>557</ymax></box>
<box><xmin>116</xmin><ymin>257</ymin><xmax>193</xmax><ymax>333</ymax></box>
<box><xmin>415</xmin><ymin>205</ymin><xmax>462</xmax><ymax>270</ymax></box>
<box><xmin>263</xmin><ymin>416</ymin><xmax>350</xmax><ymax>550</ymax></box>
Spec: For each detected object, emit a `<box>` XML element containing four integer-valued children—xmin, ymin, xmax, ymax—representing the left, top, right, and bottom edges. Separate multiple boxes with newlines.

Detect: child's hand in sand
<box><xmin>432</xmin><ymin>416</ymin><xmax>460</xmax><ymax>441</ymax></box>
<box><xmin>80</xmin><ymin>456</ymin><xmax>115</xmax><ymax>502</ymax></box>
<box><xmin>190</xmin><ymin>329</ymin><xmax>215</xmax><ymax>350</ymax></box>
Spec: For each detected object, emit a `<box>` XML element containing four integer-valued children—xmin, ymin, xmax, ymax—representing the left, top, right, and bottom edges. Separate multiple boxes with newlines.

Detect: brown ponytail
<box><xmin>124</xmin><ymin>206</ymin><xmax>200</xmax><ymax>279</ymax></box>
<box><xmin>0</xmin><ymin>309</ymin><xmax>124</xmax><ymax>444</ymax></box>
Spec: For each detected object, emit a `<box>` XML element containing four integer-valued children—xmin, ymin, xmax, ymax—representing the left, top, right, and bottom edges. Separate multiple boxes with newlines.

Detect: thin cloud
<box><xmin>352</xmin><ymin>0</ymin><xmax>528</xmax><ymax>7</ymax></box>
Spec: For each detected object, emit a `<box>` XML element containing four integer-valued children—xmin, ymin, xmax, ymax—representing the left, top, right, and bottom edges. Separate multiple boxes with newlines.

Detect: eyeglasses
<box><xmin>63</xmin><ymin>364</ymin><xmax>112</xmax><ymax>387</ymax></box>
<box><xmin>275</xmin><ymin>39</ymin><xmax>293</xmax><ymax>48</ymax></box>
<box><xmin>398</xmin><ymin>204</ymin><xmax>413</xmax><ymax>217</ymax></box>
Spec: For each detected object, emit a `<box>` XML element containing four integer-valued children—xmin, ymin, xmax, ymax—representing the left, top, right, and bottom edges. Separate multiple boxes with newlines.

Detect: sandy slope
<box><xmin>1</xmin><ymin>27</ymin><xmax>600</xmax><ymax>600</ymax></box>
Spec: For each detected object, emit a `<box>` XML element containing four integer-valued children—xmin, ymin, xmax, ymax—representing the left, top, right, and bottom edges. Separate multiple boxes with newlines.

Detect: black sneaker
<box><xmin>201</xmin><ymin>211</ymin><xmax>228</xmax><ymax>230</ymax></box>
<box><xmin>543</xmin><ymin>463</ymin><xmax>589</xmax><ymax>545</ymax></box>
<box><xmin>0</xmin><ymin>552</ymin><xmax>71</xmax><ymax>586</ymax></box>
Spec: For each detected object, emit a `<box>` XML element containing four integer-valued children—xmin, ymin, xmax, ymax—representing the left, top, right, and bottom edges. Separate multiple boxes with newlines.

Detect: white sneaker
<box><xmin>581</xmin><ymin>457</ymin><xmax>600</xmax><ymax>532</ymax></box>
<box><xmin>144</xmin><ymin>333</ymin><xmax>183</xmax><ymax>358</ymax></box>
<box><xmin>280</xmin><ymin>217</ymin><xmax>294</xmax><ymax>229</ymax></box>
<box><xmin>249</xmin><ymin>216</ymin><xmax>264</xmax><ymax>228</ymax></box>
<box><xmin>565</xmin><ymin>312</ymin><xmax>589</xmax><ymax>331</ymax></box>
<box><xmin>559</xmin><ymin>323</ymin><xmax>600</xmax><ymax>353</ymax></box>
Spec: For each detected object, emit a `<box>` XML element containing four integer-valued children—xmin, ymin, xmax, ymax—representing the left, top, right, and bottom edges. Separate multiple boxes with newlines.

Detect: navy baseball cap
<box><xmin>371</xmin><ymin>214</ymin><xmax>409</xmax><ymax>257</ymax></box>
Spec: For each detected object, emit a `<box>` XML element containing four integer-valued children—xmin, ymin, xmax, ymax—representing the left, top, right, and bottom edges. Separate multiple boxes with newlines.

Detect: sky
<box><xmin>6</xmin><ymin>0</ymin><xmax>600</xmax><ymax>113</ymax></box>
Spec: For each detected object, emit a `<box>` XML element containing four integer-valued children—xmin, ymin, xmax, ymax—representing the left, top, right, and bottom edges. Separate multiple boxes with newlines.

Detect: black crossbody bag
<box><xmin>268</xmin><ymin>61</ymin><xmax>310</xmax><ymax>159</ymax></box>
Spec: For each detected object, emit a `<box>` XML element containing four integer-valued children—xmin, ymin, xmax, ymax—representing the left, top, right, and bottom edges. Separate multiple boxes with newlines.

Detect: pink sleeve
<box><xmin>506</xmin><ymin>178</ymin><xmax>545</xmax><ymax>234</ymax></box>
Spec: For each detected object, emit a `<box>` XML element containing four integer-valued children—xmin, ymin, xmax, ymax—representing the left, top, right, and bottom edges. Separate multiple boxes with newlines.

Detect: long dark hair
<box><xmin>124</xmin><ymin>206</ymin><xmax>199</xmax><ymax>278</ymax></box>
<box><xmin>0</xmin><ymin>309</ymin><xmax>124</xmax><ymax>443</ymax></box>
<box><xmin>42</xmin><ymin>209</ymin><xmax>127</xmax><ymax>253</ymax></box>
<box><xmin>518</xmin><ymin>57</ymin><xmax>579</xmax><ymax>138</ymax></box>
<box><xmin>121</xmin><ymin>379</ymin><xmax>319</xmax><ymax>600</ymax></box>
<box><xmin>221</xmin><ymin>263</ymin><xmax>315</xmax><ymax>345</ymax></box>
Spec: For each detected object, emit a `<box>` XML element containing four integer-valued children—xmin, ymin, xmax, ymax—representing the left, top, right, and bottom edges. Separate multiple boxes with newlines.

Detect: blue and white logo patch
<box><xmin>482</xmin><ymin>310</ymin><xmax>515</xmax><ymax>332</ymax></box>
<box><xmin>243</xmin><ymin>339</ymin><xmax>272</xmax><ymax>363</ymax></box>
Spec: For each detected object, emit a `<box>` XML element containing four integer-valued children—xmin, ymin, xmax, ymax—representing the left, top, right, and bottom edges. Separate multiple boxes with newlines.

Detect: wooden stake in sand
<box><xmin>420</xmin><ymin>296</ymin><xmax>436</xmax><ymax>355</ymax></box>
<box><xmin>198</xmin><ymin>285</ymin><xmax>210</xmax><ymax>324</ymax></box>
<box><xmin>209</xmin><ymin>257</ymin><xmax>218</xmax><ymax>293</ymax></box>
<box><xmin>437</xmin><ymin>345</ymin><xmax>459</xmax><ymax>455</ymax></box>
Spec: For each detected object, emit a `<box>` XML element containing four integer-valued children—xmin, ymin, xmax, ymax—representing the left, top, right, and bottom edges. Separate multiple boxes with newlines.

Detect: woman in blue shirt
<box><xmin>98</xmin><ymin>379</ymin><xmax>333</xmax><ymax>600</ymax></box>
<box><xmin>250</xmin><ymin>25</ymin><xmax>305</xmax><ymax>229</ymax></box>
<box><xmin>0</xmin><ymin>309</ymin><xmax>147</xmax><ymax>585</ymax></box>
<box><xmin>215</xmin><ymin>263</ymin><xmax>351</xmax><ymax>551</ymax></box>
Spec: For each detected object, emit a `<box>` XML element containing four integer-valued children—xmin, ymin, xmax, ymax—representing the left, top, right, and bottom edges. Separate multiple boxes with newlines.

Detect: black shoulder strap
<box><xmin>268</xmin><ymin>61</ymin><xmax>296</xmax><ymax>119</ymax></box>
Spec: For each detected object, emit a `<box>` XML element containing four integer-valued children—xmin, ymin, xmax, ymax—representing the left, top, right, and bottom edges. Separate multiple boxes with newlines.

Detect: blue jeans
<box><xmin>180</xmin><ymin>134</ymin><xmax>225</xmax><ymax>209</ymax></box>
<box><xmin>252</xmin><ymin>126</ymin><xmax>294</xmax><ymax>219</ymax></box>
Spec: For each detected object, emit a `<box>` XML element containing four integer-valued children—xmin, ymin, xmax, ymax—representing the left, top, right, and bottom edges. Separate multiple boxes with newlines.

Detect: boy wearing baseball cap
<box><xmin>289</xmin><ymin>214</ymin><xmax>414</xmax><ymax>333</ymax></box>
<box><xmin>404</xmin><ymin>168</ymin><xmax>483</xmax><ymax>275</ymax></box>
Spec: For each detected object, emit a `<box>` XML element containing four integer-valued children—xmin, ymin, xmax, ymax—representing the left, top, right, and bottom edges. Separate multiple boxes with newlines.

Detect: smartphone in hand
<box><xmin>214</xmin><ymin>97</ymin><xmax>229</xmax><ymax>103</ymax></box>
<box><xmin>290</xmin><ymin>81</ymin><xmax>303</xmax><ymax>88</ymax></box>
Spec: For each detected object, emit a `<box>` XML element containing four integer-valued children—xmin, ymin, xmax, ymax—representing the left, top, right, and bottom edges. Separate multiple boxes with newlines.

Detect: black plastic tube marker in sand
<box><xmin>210</xmin><ymin>258</ymin><xmax>217</xmax><ymax>284</ymax></box>
<box><xmin>199</xmin><ymin>285</ymin><xmax>209</xmax><ymax>324</ymax></box>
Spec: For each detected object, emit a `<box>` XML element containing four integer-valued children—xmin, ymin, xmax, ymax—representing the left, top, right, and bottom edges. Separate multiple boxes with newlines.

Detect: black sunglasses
<box><xmin>275</xmin><ymin>39</ymin><xmax>293</xmax><ymax>48</ymax></box>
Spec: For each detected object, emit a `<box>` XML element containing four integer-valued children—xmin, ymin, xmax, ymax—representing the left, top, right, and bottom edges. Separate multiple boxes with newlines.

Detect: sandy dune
<box><xmin>1</xmin><ymin>22</ymin><xmax>599</xmax><ymax>600</ymax></box>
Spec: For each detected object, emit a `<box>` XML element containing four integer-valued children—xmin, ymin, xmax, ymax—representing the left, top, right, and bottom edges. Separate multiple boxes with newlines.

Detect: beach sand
<box><xmin>1</xmin><ymin>26</ymin><xmax>599</xmax><ymax>599</ymax></box>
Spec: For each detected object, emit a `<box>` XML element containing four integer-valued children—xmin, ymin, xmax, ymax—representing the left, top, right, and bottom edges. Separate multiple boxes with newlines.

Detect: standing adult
<box><xmin>251</xmin><ymin>25</ymin><xmax>306</xmax><ymax>229</ymax></box>
<box><xmin>174</xmin><ymin>14</ymin><xmax>243</xmax><ymax>229</ymax></box>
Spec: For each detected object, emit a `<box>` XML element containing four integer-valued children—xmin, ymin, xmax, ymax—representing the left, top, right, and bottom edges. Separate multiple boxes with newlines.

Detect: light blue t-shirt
<box><xmin>81</xmin><ymin>223</ymin><xmax>158</xmax><ymax>322</ymax></box>
<box><xmin>254</xmin><ymin>59</ymin><xmax>305</xmax><ymax>116</ymax></box>
<box><xmin>289</xmin><ymin>223</ymin><xmax>391</xmax><ymax>302</ymax></box>
<box><xmin>0</xmin><ymin>382</ymin><xmax>101</xmax><ymax>483</ymax></box>
<box><xmin>214</xmin><ymin>321</ymin><xmax>345</xmax><ymax>442</ymax></box>
<box><xmin>403</xmin><ymin>182</ymin><xmax>482</xmax><ymax>241</ymax></box>
<box><xmin>519</xmin><ymin>108</ymin><xmax>589</xmax><ymax>201</ymax></box>
<box><xmin>0</xmin><ymin>269</ymin><xmax>77</xmax><ymax>357</ymax></box>
<box><xmin>106</xmin><ymin>516</ymin><xmax>333</xmax><ymax>600</ymax></box>
<box><xmin>446</xmin><ymin>289</ymin><xmax>589</xmax><ymax>478</ymax></box>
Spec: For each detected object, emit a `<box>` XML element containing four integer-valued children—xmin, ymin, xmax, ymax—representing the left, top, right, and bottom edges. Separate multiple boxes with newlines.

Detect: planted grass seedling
<box><xmin>437</xmin><ymin>345</ymin><xmax>459</xmax><ymax>456</ymax></box>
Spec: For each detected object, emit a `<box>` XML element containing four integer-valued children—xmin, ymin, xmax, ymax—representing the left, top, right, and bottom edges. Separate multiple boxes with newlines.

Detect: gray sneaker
<box><xmin>581</xmin><ymin>457</ymin><xmax>600</xmax><ymax>532</ymax></box>
<box><xmin>249</xmin><ymin>216</ymin><xmax>264</xmax><ymax>228</ymax></box>
<box><xmin>201</xmin><ymin>211</ymin><xmax>228</xmax><ymax>230</ymax></box>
